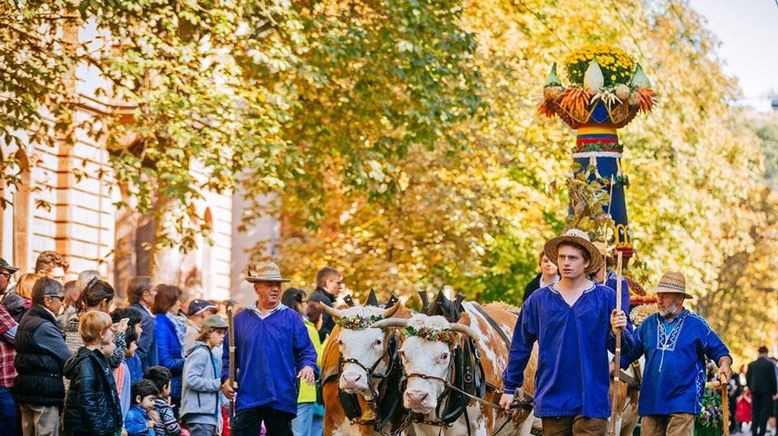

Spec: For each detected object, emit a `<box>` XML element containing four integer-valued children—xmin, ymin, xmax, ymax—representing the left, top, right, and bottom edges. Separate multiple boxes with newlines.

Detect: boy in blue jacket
<box><xmin>126</xmin><ymin>379</ymin><xmax>159</xmax><ymax>436</ymax></box>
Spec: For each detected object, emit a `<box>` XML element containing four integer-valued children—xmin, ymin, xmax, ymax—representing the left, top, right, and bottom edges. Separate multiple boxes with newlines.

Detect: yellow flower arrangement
<box><xmin>563</xmin><ymin>44</ymin><xmax>635</xmax><ymax>88</ymax></box>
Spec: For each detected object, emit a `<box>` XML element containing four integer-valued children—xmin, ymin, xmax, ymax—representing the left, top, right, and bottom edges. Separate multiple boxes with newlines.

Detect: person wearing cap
<box><xmin>619</xmin><ymin>272</ymin><xmax>732</xmax><ymax>436</ymax></box>
<box><xmin>747</xmin><ymin>345</ymin><xmax>776</xmax><ymax>436</ymax></box>
<box><xmin>184</xmin><ymin>299</ymin><xmax>218</xmax><ymax>352</ymax></box>
<box><xmin>500</xmin><ymin>228</ymin><xmax>631</xmax><ymax>434</ymax></box>
<box><xmin>13</xmin><ymin>277</ymin><xmax>72</xmax><ymax>436</ymax></box>
<box><xmin>0</xmin><ymin>258</ymin><xmax>19</xmax><ymax>433</ymax></box>
<box><xmin>182</xmin><ymin>315</ymin><xmax>228</xmax><ymax>435</ymax></box>
<box><xmin>221</xmin><ymin>262</ymin><xmax>318</xmax><ymax>436</ymax></box>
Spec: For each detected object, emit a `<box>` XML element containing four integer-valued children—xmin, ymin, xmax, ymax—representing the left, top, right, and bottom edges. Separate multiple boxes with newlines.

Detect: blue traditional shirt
<box><xmin>221</xmin><ymin>304</ymin><xmax>319</xmax><ymax>415</ymax></box>
<box><xmin>620</xmin><ymin>309</ymin><xmax>731</xmax><ymax>416</ymax></box>
<box><xmin>503</xmin><ymin>282</ymin><xmax>633</xmax><ymax>418</ymax></box>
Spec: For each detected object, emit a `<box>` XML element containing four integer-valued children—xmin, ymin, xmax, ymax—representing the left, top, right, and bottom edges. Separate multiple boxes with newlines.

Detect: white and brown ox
<box><xmin>373</xmin><ymin>301</ymin><xmax>538</xmax><ymax>436</ymax></box>
<box><xmin>319</xmin><ymin>302</ymin><xmax>410</xmax><ymax>435</ymax></box>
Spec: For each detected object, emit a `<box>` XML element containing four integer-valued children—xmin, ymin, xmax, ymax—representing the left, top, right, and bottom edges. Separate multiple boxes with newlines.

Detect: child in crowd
<box><xmin>146</xmin><ymin>366</ymin><xmax>183</xmax><ymax>435</ymax></box>
<box><xmin>181</xmin><ymin>315</ymin><xmax>228</xmax><ymax>435</ymax></box>
<box><xmin>62</xmin><ymin>311</ymin><xmax>123</xmax><ymax>435</ymax></box>
<box><xmin>113</xmin><ymin>307</ymin><xmax>145</xmax><ymax>382</ymax></box>
<box><xmin>126</xmin><ymin>379</ymin><xmax>161</xmax><ymax>436</ymax></box>
<box><xmin>116</xmin><ymin>330</ymin><xmax>140</xmax><ymax>418</ymax></box>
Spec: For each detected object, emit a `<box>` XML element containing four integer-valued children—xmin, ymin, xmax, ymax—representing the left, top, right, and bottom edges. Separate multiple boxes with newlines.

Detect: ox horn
<box><xmin>370</xmin><ymin>318</ymin><xmax>409</xmax><ymax>330</ymax></box>
<box><xmin>319</xmin><ymin>302</ymin><xmax>344</xmax><ymax>319</ymax></box>
<box><xmin>449</xmin><ymin>323</ymin><xmax>478</xmax><ymax>339</ymax></box>
<box><xmin>382</xmin><ymin>301</ymin><xmax>402</xmax><ymax>318</ymax></box>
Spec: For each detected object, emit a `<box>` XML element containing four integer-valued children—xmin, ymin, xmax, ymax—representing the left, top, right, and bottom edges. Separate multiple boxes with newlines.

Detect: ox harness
<box><xmin>395</xmin><ymin>294</ymin><xmax>533</xmax><ymax>436</ymax></box>
<box><xmin>321</xmin><ymin>294</ymin><xmax>407</xmax><ymax>434</ymax></box>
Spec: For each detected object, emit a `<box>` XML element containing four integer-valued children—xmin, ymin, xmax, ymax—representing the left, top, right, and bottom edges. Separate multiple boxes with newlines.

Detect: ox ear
<box><xmin>320</xmin><ymin>302</ymin><xmax>344</xmax><ymax>319</ymax></box>
<box><xmin>386</xmin><ymin>294</ymin><xmax>400</xmax><ymax>308</ymax></box>
<box><xmin>364</xmin><ymin>289</ymin><xmax>379</xmax><ymax>307</ymax></box>
<box><xmin>371</xmin><ymin>318</ymin><xmax>409</xmax><ymax>330</ymax></box>
<box><xmin>382</xmin><ymin>300</ymin><xmax>402</xmax><ymax>318</ymax></box>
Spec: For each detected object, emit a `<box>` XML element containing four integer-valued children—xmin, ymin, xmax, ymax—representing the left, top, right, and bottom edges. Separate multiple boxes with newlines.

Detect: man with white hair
<box><xmin>620</xmin><ymin>271</ymin><xmax>731</xmax><ymax>436</ymax></box>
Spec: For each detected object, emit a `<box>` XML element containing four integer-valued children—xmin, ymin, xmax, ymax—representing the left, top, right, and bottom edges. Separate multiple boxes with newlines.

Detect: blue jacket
<box><xmin>503</xmin><ymin>283</ymin><xmax>633</xmax><ymax>418</ymax></box>
<box><xmin>130</xmin><ymin>303</ymin><xmax>158</xmax><ymax>371</ymax></box>
<box><xmin>621</xmin><ymin>309</ymin><xmax>731</xmax><ymax>416</ymax></box>
<box><xmin>125</xmin><ymin>405</ymin><xmax>155</xmax><ymax>436</ymax></box>
<box><xmin>127</xmin><ymin>354</ymin><xmax>143</xmax><ymax>384</ymax></box>
<box><xmin>221</xmin><ymin>305</ymin><xmax>318</xmax><ymax>415</ymax></box>
<box><xmin>155</xmin><ymin>313</ymin><xmax>184</xmax><ymax>400</ymax></box>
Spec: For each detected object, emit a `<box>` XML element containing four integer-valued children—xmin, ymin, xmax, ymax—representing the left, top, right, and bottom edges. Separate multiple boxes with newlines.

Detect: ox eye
<box><xmin>371</xmin><ymin>339</ymin><xmax>382</xmax><ymax>348</ymax></box>
<box><xmin>439</xmin><ymin>352</ymin><xmax>449</xmax><ymax>361</ymax></box>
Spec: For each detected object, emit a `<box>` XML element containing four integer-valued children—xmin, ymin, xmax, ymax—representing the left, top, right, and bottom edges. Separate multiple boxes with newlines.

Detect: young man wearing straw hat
<box><xmin>619</xmin><ymin>271</ymin><xmax>732</xmax><ymax>436</ymax></box>
<box><xmin>500</xmin><ymin>228</ymin><xmax>631</xmax><ymax>435</ymax></box>
<box><xmin>221</xmin><ymin>262</ymin><xmax>318</xmax><ymax>436</ymax></box>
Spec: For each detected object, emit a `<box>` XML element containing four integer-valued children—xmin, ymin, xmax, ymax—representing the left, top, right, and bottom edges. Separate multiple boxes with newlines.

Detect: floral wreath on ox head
<box><xmin>336</xmin><ymin>314</ymin><xmax>383</xmax><ymax>331</ymax></box>
<box><xmin>401</xmin><ymin>325</ymin><xmax>458</xmax><ymax>347</ymax></box>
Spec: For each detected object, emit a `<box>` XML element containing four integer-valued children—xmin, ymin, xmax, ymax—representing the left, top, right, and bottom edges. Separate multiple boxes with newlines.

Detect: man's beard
<box><xmin>661</xmin><ymin>303</ymin><xmax>679</xmax><ymax>318</ymax></box>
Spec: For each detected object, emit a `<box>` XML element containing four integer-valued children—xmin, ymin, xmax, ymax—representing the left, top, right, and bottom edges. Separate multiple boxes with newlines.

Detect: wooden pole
<box><xmin>227</xmin><ymin>303</ymin><xmax>236</xmax><ymax>418</ymax></box>
<box><xmin>721</xmin><ymin>381</ymin><xmax>730</xmax><ymax>436</ymax></box>
<box><xmin>610</xmin><ymin>251</ymin><xmax>624</xmax><ymax>436</ymax></box>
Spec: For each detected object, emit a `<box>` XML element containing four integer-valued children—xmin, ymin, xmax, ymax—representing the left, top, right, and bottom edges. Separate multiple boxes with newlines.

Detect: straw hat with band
<box><xmin>544</xmin><ymin>229</ymin><xmax>604</xmax><ymax>276</ymax></box>
<box><xmin>245</xmin><ymin>262</ymin><xmax>291</xmax><ymax>283</ymax></box>
<box><xmin>653</xmin><ymin>271</ymin><xmax>693</xmax><ymax>299</ymax></box>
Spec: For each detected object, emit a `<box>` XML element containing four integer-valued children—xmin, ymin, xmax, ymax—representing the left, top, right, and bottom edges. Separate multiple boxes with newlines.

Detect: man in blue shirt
<box><xmin>620</xmin><ymin>271</ymin><xmax>732</xmax><ymax>436</ymax></box>
<box><xmin>500</xmin><ymin>229</ymin><xmax>630</xmax><ymax>434</ymax></box>
<box><xmin>222</xmin><ymin>262</ymin><xmax>318</xmax><ymax>436</ymax></box>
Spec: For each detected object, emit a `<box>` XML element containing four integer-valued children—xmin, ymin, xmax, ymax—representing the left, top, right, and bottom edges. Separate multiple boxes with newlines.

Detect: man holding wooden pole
<box><xmin>618</xmin><ymin>272</ymin><xmax>732</xmax><ymax>436</ymax></box>
<box><xmin>221</xmin><ymin>262</ymin><xmax>318</xmax><ymax>436</ymax></box>
<box><xmin>500</xmin><ymin>229</ymin><xmax>631</xmax><ymax>435</ymax></box>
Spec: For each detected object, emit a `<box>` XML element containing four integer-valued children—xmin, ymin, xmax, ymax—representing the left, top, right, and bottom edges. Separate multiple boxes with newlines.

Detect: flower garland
<box><xmin>336</xmin><ymin>314</ymin><xmax>383</xmax><ymax>330</ymax></box>
<box><xmin>402</xmin><ymin>325</ymin><xmax>458</xmax><ymax>347</ymax></box>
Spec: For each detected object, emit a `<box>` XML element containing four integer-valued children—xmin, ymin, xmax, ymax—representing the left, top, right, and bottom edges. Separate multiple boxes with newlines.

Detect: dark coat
<box><xmin>62</xmin><ymin>347</ymin><xmax>123</xmax><ymax>435</ymax></box>
<box><xmin>747</xmin><ymin>356</ymin><xmax>778</xmax><ymax>394</ymax></box>
<box><xmin>308</xmin><ymin>287</ymin><xmax>336</xmax><ymax>341</ymax></box>
<box><xmin>13</xmin><ymin>304</ymin><xmax>71</xmax><ymax>406</ymax></box>
<box><xmin>523</xmin><ymin>273</ymin><xmax>542</xmax><ymax>303</ymax></box>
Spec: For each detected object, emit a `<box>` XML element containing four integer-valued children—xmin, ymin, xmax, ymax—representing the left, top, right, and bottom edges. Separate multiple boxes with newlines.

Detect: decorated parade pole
<box><xmin>539</xmin><ymin>45</ymin><xmax>656</xmax><ymax>265</ymax></box>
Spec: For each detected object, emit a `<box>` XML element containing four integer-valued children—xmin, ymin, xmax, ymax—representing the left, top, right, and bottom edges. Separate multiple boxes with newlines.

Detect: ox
<box><xmin>320</xmin><ymin>301</ymin><xmax>411</xmax><ymax>435</ymax></box>
<box><xmin>373</xmin><ymin>301</ymin><xmax>537</xmax><ymax>436</ymax></box>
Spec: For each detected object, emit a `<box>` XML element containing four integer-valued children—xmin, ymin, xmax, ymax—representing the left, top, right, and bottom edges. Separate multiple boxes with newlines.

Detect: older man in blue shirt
<box><xmin>501</xmin><ymin>229</ymin><xmax>631</xmax><ymax>435</ymax></box>
<box><xmin>222</xmin><ymin>262</ymin><xmax>318</xmax><ymax>436</ymax></box>
<box><xmin>620</xmin><ymin>271</ymin><xmax>732</xmax><ymax>436</ymax></box>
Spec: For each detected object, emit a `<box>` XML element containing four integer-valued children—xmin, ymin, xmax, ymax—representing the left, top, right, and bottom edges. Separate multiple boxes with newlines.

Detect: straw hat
<box><xmin>653</xmin><ymin>271</ymin><xmax>693</xmax><ymax>299</ymax></box>
<box><xmin>544</xmin><ymin>229</ymin><xmax>604</xmax><ymax>275</ymax></box>
<box><xmin>245</xmin><ymin>262</ymin><xmax>291</xmax><ymax>283</ymax></box>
